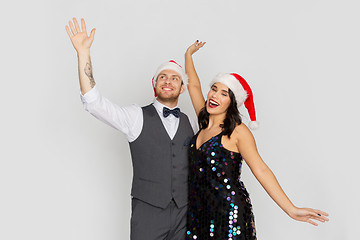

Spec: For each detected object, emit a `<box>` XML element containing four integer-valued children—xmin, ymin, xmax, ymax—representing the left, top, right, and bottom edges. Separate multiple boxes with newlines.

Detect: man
<box><xmin>65</xmin><ymin>18</ymin><xmax>196</xmax><ymax>240</ymax></box>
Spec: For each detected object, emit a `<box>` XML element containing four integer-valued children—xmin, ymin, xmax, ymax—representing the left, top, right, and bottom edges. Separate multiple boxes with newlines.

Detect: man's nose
<box><xmin>164</xmin><ymin>77</ymin><xmax>171</xmax><ymax>84</ymax></box>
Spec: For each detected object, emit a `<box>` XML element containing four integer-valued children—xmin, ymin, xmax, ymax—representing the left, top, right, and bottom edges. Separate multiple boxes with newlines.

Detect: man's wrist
<box><xmin>77</xmin><ymin>49</ymin><xmax>90</xmax><ymax>57</ymax></box>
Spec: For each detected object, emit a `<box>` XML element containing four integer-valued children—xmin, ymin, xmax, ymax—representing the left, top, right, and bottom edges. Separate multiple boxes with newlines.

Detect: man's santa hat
<box><xmin>152</xmin><ymin>60</ymin><xmax>188</xmax><ymax>97</ymax></box>
<box><xmin>210</xmin><ymin>73</ymin><xmax>259</xmax><ymax>130</ymax></box>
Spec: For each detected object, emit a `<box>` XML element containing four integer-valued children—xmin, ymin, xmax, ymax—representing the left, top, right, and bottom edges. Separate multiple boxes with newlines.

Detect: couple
<box><xmin>66</xmin><ymin>18</ymin><xmax>328</xmax><ymax>240</ymax></box>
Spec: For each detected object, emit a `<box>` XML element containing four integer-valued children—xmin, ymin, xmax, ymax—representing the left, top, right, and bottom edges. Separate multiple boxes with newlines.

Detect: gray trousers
<box><xmin>130</xmin><ymin>198</ymin><xmax>187</xmax><ymax>240</ymax></box>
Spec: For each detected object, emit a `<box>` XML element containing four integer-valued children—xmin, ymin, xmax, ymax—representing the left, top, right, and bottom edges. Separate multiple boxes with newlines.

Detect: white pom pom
<box><xmin>248</xmin><ymin>121</ymin><xmax>259</xmax><ymax>130</ymax></box>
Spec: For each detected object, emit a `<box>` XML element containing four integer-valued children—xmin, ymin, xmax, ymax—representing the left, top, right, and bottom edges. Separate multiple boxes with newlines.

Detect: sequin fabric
<box><xmin>186</xmin><ymin>132</ymin><xmax>257</xmax><ymax>240</ymax></box>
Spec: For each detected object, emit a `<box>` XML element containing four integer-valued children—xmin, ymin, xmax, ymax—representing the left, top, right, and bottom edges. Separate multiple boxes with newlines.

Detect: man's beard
<box><xmin>156</xmin><ymin>89</ymin><xmax>181</xmax><ymax>102</ymax></box>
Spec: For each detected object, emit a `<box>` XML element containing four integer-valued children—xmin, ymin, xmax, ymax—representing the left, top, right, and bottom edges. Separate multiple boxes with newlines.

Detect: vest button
<box><xmin>171</xmin><ymin>142</ymin><xmax>175</xmax><ymax>146</ymax></box>
<box><xmin>172</xmin><ymin>154</ymin><xmax>176</xmax><ymax>157</ymax></box>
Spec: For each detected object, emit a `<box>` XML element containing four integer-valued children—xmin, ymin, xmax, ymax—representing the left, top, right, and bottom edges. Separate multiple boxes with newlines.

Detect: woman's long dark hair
<box><xmin>198</xmin><ymin>88</ymin><xmax>242</xmax><ymax>138</ymax></box>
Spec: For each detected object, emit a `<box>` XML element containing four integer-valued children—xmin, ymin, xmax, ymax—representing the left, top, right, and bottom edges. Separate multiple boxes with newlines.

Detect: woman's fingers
<box><xmin>316</xmin><ymin>209</ymin><xmax>329</xmax><ymax>217</ymax></box>
<box><xmin>292</xmin><ymin>207</ymin><xmax>329</xmax><ymax>226</ymax></box>
<box><xmin>195</xmin><ymin>41</ymin><xmax>206</xmax><ymax>48</ymax></box>
<box><xmin>309</xmin><ymin>212</ymin><xmax>326</xmax><ymax>222</ymax></box>
<box><xmin>310</xmin><ymin>209</ymin><xmax>329</xmax><ymax>221</ymax></box>
<box><xmin>186</xmin><ymin>40</ymin><xmax>206</xmax><ymax>56</ymax></box>
<box><xmin>304</xmin><ymin>208</ymin><xmax>329</xmax><ymax>225</ymax></box>
<box><xmin>315</xmin><ymin>211</ymin><xmax>329</xmax><ymax>222</ymax></box>
<box><xmin>198</xmin><ymin>41</ymin><xmax>206</xmax><ymax>49</ymax></box>
<box><xmin>191</xmin><ymin>41</ymin><xmax>199</xmax><ymax>50</ymax></box>
<box><xmin>307</xmin><ymin>219</ymin><xmax>318</xmax><ymax>226</ymax></box>
<box><xmin>192</xmin><ymin>41</ymin><xmax>206</xmax><ymax>52</ymax></box>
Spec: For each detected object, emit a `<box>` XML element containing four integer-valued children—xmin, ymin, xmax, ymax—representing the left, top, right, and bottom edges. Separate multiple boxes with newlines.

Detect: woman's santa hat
<box><xmin>152</xmin><ymin>60</ymin><xmax>188</xmax><ymax>97</ymax></box>
<box><xmin>210</xmin><ymin>73</ymin><xmax>259</xmax><ymax>130</ymax></box>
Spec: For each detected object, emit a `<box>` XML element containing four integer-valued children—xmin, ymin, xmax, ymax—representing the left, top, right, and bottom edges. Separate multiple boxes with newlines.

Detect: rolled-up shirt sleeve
<box><xmin>80</xmin><ymin>86</ymin><xmax>143</xmax><ymax>142</ymax></box>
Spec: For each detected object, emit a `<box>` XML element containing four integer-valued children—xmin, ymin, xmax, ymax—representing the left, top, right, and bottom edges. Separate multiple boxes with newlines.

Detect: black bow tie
<box><xmin>163</xmin><ymin>107</ymin><xmax>180</xmax><ymax>118</ymax></box>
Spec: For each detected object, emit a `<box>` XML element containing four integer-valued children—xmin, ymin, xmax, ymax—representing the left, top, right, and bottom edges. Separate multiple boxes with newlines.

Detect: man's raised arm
<box><xmin>65</xmin><ymin>18</ymin><xmax>96</xmax><ymax>95</ymax></box>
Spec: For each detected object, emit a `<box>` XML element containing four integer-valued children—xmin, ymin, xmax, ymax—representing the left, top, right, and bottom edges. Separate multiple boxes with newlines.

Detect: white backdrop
<box><xmin>0</xmin><ymin>0</ymin><xmax>359</xmax><ymax>239</ymax></box>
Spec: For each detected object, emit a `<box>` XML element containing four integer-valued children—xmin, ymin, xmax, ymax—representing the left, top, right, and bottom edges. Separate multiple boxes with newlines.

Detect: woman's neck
<box><xmin>207</xmin><ymin>113</ymin><xmax>226</xmax><ymax>129</ymax></box>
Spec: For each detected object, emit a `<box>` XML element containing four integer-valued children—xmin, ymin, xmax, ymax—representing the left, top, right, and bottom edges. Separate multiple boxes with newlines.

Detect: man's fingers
<box><xmin>65</xmin><ymin>25</ymin><xmax>73</xmax><ymax>38</ymax></box>
<box><xmin>81</xmin><ymin>18</ymin><xmax>87</xmax><ymax>33</ymax></box>
<box><xmin>73</xmin><ymin>17</ymin><xmax>81</xmax><ymax>33</ymax></box>
<box><xmin>89</xmin><ymin>28</ymin><xmax>96</xmax><ymax>41</ymax></box>
<box><xmin>69</xmin><ymin>21</ymin><xmax>77</xmax><ymax>36</ymax></box>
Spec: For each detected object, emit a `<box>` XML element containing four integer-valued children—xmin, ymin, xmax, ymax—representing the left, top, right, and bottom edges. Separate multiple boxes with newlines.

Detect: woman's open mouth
<box><xmin>208</xmin><ymin>99</ymin><xmax>219</xmax><ymax>108</ymax></box>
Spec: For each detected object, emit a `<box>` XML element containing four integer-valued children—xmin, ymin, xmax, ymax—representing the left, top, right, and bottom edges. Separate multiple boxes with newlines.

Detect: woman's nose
<box><xmin>211</xmin><ymin>91</ymin><xmax>219</xmax><ymax>98</ymax></box>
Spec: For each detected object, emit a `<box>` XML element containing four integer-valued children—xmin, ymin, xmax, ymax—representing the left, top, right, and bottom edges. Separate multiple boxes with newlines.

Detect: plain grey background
<box><xmin>1</xmin><ymin>0</ymin><xmax>359</xmax><ymax>239</ymax></box>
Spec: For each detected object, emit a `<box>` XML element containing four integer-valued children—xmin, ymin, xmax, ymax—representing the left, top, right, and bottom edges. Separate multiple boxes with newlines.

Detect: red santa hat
<box><xmin>209</xmin><ymin>73</ymin><xmax>259</xmax><ymax>130</ymax></box>
<box><xmin>152</xmin><ymin>60</ymin><xmax>188</xmax><ymax>97</ymax></box>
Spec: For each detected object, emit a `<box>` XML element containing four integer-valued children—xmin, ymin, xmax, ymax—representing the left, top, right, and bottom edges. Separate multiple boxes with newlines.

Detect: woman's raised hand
<box><xmin>186</xmin><ymin>40</ymin><xmax>206</xmax><ymax>56</ymax></box>
<box><xmin>65</xmin><ymin>18</ymin><xmax>95</xmax><ymax>54</ymax></box>
<box><xmin>289</xmin><ymin>207</ymin><xmax>329</xmax><ymax>226</ymax></box>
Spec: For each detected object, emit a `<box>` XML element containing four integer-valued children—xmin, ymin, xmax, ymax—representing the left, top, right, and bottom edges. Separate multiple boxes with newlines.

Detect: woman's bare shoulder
<box><xmin>232</xmin><ymin>123</ymin><xmax>255</xmax><ymax>142</ymax></box>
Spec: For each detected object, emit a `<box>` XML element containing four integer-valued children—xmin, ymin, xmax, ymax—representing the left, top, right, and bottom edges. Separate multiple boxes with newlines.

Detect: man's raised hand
<box><xmin>65</xmin><ymin>18</ymin><xmax>95</xmax><ymax>54</ymax></box>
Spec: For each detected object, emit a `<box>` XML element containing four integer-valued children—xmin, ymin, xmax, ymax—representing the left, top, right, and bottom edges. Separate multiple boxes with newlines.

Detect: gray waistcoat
<box><xmin>129</xmin><ymin>104</ymin><xmax>194</xmax><ymax>209</ymax></box>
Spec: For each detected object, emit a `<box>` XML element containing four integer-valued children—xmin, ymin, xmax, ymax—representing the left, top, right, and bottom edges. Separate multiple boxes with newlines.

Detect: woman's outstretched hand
<box><xmin>186</xmin><ymin>40</ymin><xmax>206</xmax><ymax>56</ymax></box>
<box><xmin>289</xmin><ymin>207</ymin><xmax>329</xmax><ymax>226</ymax></box>
<box><xmin>65</xmin><ymin>18</ymin><xmax>95</xmax><ymax>54</ymax></box>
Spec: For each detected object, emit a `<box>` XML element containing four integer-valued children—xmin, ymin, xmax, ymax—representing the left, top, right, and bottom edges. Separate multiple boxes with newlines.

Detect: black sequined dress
<box><xmin>186</xmin><ymin>131</ymin><xmax>257</xmax><ymax>240</ymax></box>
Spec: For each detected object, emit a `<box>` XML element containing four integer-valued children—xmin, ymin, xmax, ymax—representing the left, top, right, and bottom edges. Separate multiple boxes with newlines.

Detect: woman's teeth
<box><xmin>209</xmin><ymin>99</ymin><xmax>219</xmax><ymax>106</ymax></box>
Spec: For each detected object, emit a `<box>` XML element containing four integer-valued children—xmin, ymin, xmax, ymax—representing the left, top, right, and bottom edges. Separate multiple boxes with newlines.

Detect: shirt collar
<box><xmin>153</xmin><ymin>99</ymin><xmax>179</xmax><ymax>114</ymax></box>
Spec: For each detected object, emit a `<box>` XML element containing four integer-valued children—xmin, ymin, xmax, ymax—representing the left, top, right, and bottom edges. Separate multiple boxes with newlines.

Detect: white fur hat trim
<box><xmin>152</xmin><ymin>61</ymin><xmax>188</xmax><ymax>86</ymax></box>
<box><xmin>209</xmin><ymin>73</ymin><xmax>248</xmax><ymax>107</ymax></box>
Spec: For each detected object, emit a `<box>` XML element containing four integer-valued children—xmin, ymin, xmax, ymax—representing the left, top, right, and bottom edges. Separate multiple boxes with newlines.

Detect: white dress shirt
<box><xmin>80</xmin><ymin>85</ymin><xmax>198</xmax><ymax>142</ymax></box>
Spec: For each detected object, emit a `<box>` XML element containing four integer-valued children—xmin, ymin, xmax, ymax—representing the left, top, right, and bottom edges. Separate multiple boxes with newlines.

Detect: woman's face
<box><xmin>206</xmin><ymin>82</ymin><xmax>231</xmax><ymax>115</ymax></box>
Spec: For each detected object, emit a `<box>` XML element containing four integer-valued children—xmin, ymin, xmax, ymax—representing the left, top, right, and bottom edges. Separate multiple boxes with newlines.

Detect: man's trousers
<box><xmin>130</xmin><ymin>198</ymin><xmax>187</xmax><ymax>240</ymax></box>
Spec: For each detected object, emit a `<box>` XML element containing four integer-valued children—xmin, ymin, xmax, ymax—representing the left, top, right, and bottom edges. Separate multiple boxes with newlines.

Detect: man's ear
<box><xmin>180</xmin><ymin>84</ymin><xmax>186</xmax><ymax>94</ymax></box>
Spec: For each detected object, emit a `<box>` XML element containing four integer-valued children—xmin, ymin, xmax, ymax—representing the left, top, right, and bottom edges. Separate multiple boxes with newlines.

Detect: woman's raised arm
<box><xmin>185</xmin><ymin>40</ymin><xmax>206</xmax><ymax>116</ymax></box>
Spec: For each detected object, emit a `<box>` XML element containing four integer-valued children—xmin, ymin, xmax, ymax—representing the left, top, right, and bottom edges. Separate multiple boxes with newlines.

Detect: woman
<box><xmin>185</xmin><ymin>41</ymin><xmax>329</xmax><ymax>240</ymax></box>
